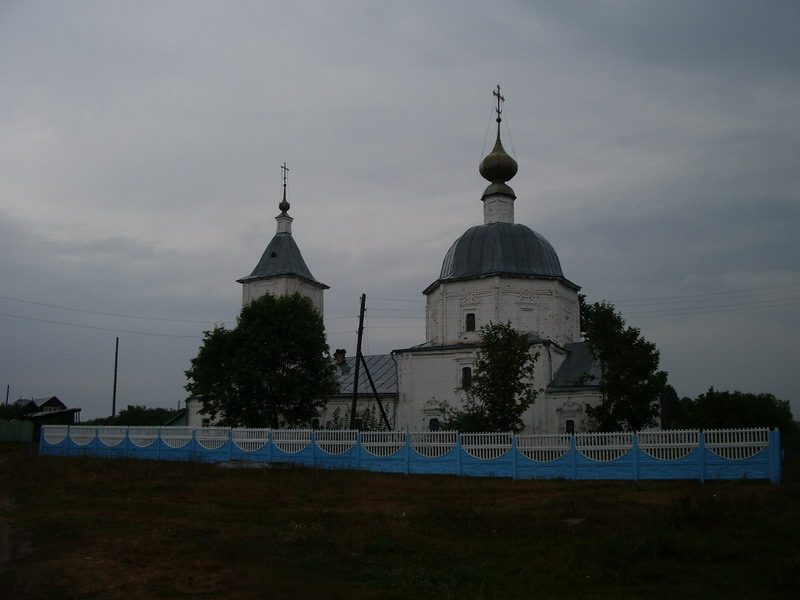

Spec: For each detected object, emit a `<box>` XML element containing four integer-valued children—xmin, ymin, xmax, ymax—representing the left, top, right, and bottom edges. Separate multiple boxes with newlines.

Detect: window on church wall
<box><xmin>520</xmin><ymin>306</ymin><xmax>534</xmax><ymax>332</ymax></box>
<box><xmin>461</xmin><ymin>367</ymin><xmax>472</xmax><ymax>389</ymax></box>
<box><xmin>465</xmin><ymin>312</ymin><xmax>476</xmax><ymax>332</ymax></box>
<box><xmin>429</xmin><ymin>418</ymin><xmax>440</xmax><ymax>432</ymax></box>
<box><xmin>565</xmin><ymin>420</ymin><xmax>575</xmax><ymax>435</ymax></box>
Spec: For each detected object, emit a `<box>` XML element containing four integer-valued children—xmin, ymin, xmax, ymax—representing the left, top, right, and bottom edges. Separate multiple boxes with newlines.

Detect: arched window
<box><xmin>565</xmin><ymin>419</ymin><xmax>575</xmax><ymax>435</ymax></box>
<box><xmin>465</xmin><ymin>313</ymin><xmax>476</xmax><ymax>332</ymax></box>
<box><xmin>461</xmin><ymin>367</ymin><xmax>472</xmax><ymax>389</ymax></box>
<box><xmin>311</xmin><ymin>418</ymin><xmax>320</xmax><ymax>429</ymax></box>
<box><xmin>429</xmin><ymin>418</ymin><xmax>440</xmax><ymax>432</ymax></box>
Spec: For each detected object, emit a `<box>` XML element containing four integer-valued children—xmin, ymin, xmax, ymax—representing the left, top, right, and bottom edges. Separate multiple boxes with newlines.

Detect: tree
<box><xmin>442</xmin><ymin>321</ymin><xmax>539</xmax><ymax>433</ymax></box>
<box><xmin>83</xmin><ymin>405</ymin><xmax>181</xmax><ymax>426</ymax></box>
<box><xmin>185</xmin><ymin>293</ymin><xmax>339</xmax><ymax>428</ymax></box>
<box><xmin>0</xmin><ymin>403</ymin><xmax>34</xmax><ymax>421</ymax></box>
<box><xmin>682</xmin><ymin>388</ymin><xmax>798</xmax><ymax>448</ymax></box>
<box><xmin>581</xmin><ymin>299</ymin><xmax>667</xmax><ymax>431</ymax></box>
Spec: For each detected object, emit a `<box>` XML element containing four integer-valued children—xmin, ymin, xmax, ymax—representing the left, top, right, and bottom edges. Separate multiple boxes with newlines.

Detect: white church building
<box><xmin>188</xmin><ymin>92</ymin><xmax>602</xmax><ymax>433</ymax></box>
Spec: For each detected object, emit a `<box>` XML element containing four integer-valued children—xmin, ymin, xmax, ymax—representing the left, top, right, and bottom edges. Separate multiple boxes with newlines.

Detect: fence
<box><xmin>0</xmin><ymin>418</ymin><xmax>34</xmax><ymax>444</ymax></box>
<box><xmin>38</xmin><ymin>426</ymin><xmax>781</xmax><ymax>483</ymax></box>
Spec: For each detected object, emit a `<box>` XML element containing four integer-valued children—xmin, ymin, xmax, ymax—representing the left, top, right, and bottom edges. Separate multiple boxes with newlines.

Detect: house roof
<box><xmin>547</xmin><ymin>342</ymin><xmax>603</xmax><ymax>392</ymax></box>
<box><xmin>393</xmin><ymin>333</ymin><xmax>548</xmax><ymax>355</ymax></box>
<box><xmin>333</xmin><ymin>354</ymin><xmax>397</xmax><ymax>396</ymax></box>
<box><xmin>14</xmin><ymin>396</ymin><xmax>67</xmax><ymax>410</ymax></box>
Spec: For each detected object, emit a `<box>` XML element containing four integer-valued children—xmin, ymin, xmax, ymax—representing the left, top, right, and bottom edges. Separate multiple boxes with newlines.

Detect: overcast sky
<box><xmin>2</xmin><ymin>0</ymin><xmax>798</xmax><ymax>420</ymax></box>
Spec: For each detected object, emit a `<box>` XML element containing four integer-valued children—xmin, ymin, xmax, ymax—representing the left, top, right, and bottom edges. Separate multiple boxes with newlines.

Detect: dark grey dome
<box><xmin>437</xmin><ymin>222</ymin><xmax>565</xmax><ymax>282</ymax></box>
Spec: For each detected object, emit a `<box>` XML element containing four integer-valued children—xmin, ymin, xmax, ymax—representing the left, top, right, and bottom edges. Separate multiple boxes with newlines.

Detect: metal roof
<box><xmin>425</xmin><ymin>222</ymin><xmax>576</xmax><ymax>293</ymax></box>
<box><xmin>333</xmin><ymin>354</ymin><xmax>398</xmax><ymax>396</ymax></box>
<box><xmin>237</xmin><ymin>232</ymin><xmax>327</xmax><ymax>287</ymax></box>
<box><xmin>547</xmin><ymin>342</ymin><xmax>603</xmax><ymax>392</ymax></box>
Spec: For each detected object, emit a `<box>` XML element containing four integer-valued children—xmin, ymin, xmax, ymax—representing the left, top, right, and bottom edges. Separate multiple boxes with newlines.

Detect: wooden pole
<box><xmin>112</xmin><ymin>337</ymin><xmax>119</xmax><ymax>424</ymax></box>
<box><xmin>359</xmin><ymin>353</ymin><xmax>392</xmax><ymax>430</ymax></box>
<box><xmin>349</xmin><ymin>294</ymin><xmax>366</xmax><ymax>429</ymax></box>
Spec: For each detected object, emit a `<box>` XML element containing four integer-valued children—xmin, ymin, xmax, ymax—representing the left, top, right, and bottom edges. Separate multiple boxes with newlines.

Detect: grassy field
<box><xmin>1</xmin><ymin>445</ymin><xmax>798</xmax><ymax>600</ymax></box>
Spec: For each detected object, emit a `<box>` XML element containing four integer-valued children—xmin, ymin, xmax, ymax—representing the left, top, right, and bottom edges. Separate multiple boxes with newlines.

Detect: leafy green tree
<box><xmin>581</xmin><ymin>299</ymin><xmax>667</xmax><ymax>431</ymax></box>
<box><xmin>682</xmin><ymin>388</ymin><xmax>798</xmax><ymax>447</ymax></box>
<box><xmin>442</xmin><ymin>321</ymin><xmax>538</xmax><ymax>433</ymax></box>
<box><xmin>185</xmin><ymin>293</ymin><xmax>338</xmax><ymax>428</ymax></box>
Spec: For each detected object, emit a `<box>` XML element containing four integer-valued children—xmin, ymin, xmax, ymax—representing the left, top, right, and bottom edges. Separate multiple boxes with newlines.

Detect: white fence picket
<box><xmin>128</xmin><ymin>426</ymin><xmax>158</xmax><ymax>448</ymax></box>
<box><xmin>575</xmin><ymin>432</ymin><xmax>633</xmax><ymax>462</ymax></box>
<box><xmin>638</xmin><ymin>430</ymin><xmax>698</xmax><ymax>460</ymax></box>
<box><xmin>410</xmin><ymin>431</ymin><xmax>458</xmax><ymax>458</ymax></box>
<box><xmin>461</xmin><ymin>432</ymin><xmax>513</xmax><ymax>460</ymax></box>
<box><xmin>315</xmin><ymin>430</ymin><xmax>358</xmax><ymax>455</ymax></box>
<box><xmin>517</xmin><ymin>434</ymin><xmax>572</xmax><ymax>462</ymax></box>
<box><xmin>160</xmin><ymin>427</ymin><xmax>193</xmax><ymax>449</ymax></box>
<box><xmin>232</xmin><ymin>428</ymin><xmax>270</xmax><ymax>452</ymax></box>
<box><xmin>98</xmin><ymin>426</ymin><xmax>127</xmax><ymax>447</ymax></box>
<box><xmin>69</xmin><ymin>426</ymin><xmax>97</xmax><ymax>447</ymax></box>
<box><xmin>360</xmin><ymin>431</ymin><xmax>406</xmax><ymax>457</ymax></box>
<box><xmin>271</xmin><ymin>429</ymin><xmax>312</xmax><ymax>454</ymax></box>
<box><xmin>43</xmin><ymin>425</ymin><xmax>68</xmax><ymax>445</ymax></box>
<box><xmin>705</xmin><ymin>428</ymin><xmax>769</xmax><ymax>460</ymax></box>
<box><xmin>195</xmin><ymin>428</ymin><xmax>230</xmax><ymax>450</ymax></box>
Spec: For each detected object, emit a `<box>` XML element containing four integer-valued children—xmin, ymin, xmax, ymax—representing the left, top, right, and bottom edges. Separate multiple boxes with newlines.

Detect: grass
<box><xmin>1</xmin><ymin>444</ymin><xmax>799</xmax><ymax>599</ymax></box>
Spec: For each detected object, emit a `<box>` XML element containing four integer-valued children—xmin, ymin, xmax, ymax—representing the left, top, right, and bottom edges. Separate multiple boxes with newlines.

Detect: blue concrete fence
<box><xmin>39</xmin><ymin>426</ymin><xmax>782</xmax><ymax>483</ymax></box>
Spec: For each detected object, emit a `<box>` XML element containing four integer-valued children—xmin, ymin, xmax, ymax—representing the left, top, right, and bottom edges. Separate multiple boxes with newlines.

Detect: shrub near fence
<box><xmin>38</xmin><ymin>426</ymin><xmax>782</xmax><ymax>483</ymax></box>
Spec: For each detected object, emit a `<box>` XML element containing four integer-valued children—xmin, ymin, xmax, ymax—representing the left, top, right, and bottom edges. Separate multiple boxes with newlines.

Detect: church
<box><xmin>187</xmin><ymin>89</ymin><xmax>602</xmax><ymax>433</ymax></box>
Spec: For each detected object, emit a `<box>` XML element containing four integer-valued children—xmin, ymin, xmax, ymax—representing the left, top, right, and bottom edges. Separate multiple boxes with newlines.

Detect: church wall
<box><xmin>395</xmin><ymin>347</ymin><xmax>477</xmax><ymax>431</ymax></box>
<box><xmin>425</xmin><ymin>277</ymin><xmax>579</xmax><ymax>347</ymax></box>
<box><xmin>241</xmin><ymin>277</ymin><xmax>324</xmax><ymax>313</ymax></box>
<box><xmin>395</xmin><ymin>342</ymin><xmax>576</xmax><ymax>433</ymax></box>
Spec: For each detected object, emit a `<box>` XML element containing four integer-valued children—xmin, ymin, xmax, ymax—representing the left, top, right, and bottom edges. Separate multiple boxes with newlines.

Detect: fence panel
<box><xmin>272</xmin><ymin>430</ymin><xmax>312</xmax><ymax>454</ymax></box>
<box><xmin>410</xmin><ymin>431</ymin><xmax>458</xmax><ymax>458</ymax></box>
<box><xmin>195</xmin><ymin>428</ymin><xmax>231</xmax><ymax>451</ymax></box>
<box><xmin>315</xmin><ymin>430</ymin><xmax>358</xmax><ymax>455</ymax></box>
<box><xmin>461</xmin><ymin>432</ymin><xmax>513</xmax><ymax>460</ymax></box>
<box><xmin>0</xmin><ymin>419</ymin><xmax>34</xmax><ymax>444</ymax></box>
<box><xmin>705</xmin><ymin>428</ymin><xmax>769</xmax><ymax>460</ymax></box>
<box><xmin>98</xmin><ymin>427</ymin><xmax>128</xmax><ymax>448</ymax></box>
<box><xmin>232</xmin><ymin>428</ymin><xmax>270</xmax><ymax>453</ymax></box>
<box><xmin>575</xmin><ymin>432</ymin><xmax>633</xmax><ymax>462</ymax></box>
<box><xmin>516</xmin><ymin>434</ymin><xmax>571</xmax><ymax>463</ymax></box>
<box><xmin>638</xmin><ymin>430</ymin><xmax>698</xmax><ymax>460</ymax></box>
<box><xmin>360</xmin><ymin>431</ymin><xmax>406</xmax><ymax>457</ymax></box>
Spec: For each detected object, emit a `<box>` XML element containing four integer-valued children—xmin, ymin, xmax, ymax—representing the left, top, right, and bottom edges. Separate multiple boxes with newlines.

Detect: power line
<box><xmin>612</xmin><ymin>283</ymin><xmax>800</xmax><ymax>306</ymax></box>
<box><xmin>0</xmin><ymin>311</ymin><xmax>204</xmax><ymax>338</ymax></box>
<box><xmin>621</xmin><ymin>298</ymin><xmax>800</xmax><ymax>319</ymax></box>
<box><xmin>0</xmin><ymin>295</ymin><xmax>220</xmax><ymax>324</ymax></box>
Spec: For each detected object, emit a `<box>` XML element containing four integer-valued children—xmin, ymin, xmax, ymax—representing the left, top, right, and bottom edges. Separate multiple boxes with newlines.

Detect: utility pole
<box><xmin>348</xmin><ymin>294</ymin><xmax>392</xmax><ymax>430</ymax></box>
<box><xmin>4</xmin><ymin>385</ymin><xmax>8</xmax><ymax>407</ymax></box>
<box><xmin>112</xmin><ymin>337</ymin><xmax>119</xmax><ymax>424</ymax></box>
<box><xmin>349</xmin><ymin>294</ymin><xmax>366</xmax><ymax>429</ymax></box>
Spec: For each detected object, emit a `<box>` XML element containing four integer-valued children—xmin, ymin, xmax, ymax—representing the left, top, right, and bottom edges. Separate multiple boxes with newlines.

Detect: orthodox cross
<box><xmin>281</xmin><ymin>162</ymin><xmax>289</xmax><ymax>194</ymax></box>
<box><xmin>279</xmin><ymin>162</ymin><xmax>290</xmax><ymax>212</ymax></box>
<box><xmin>493</xmin><ymin>84</ymin><xmax>505</xmax><ymax>122</ymax></box>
